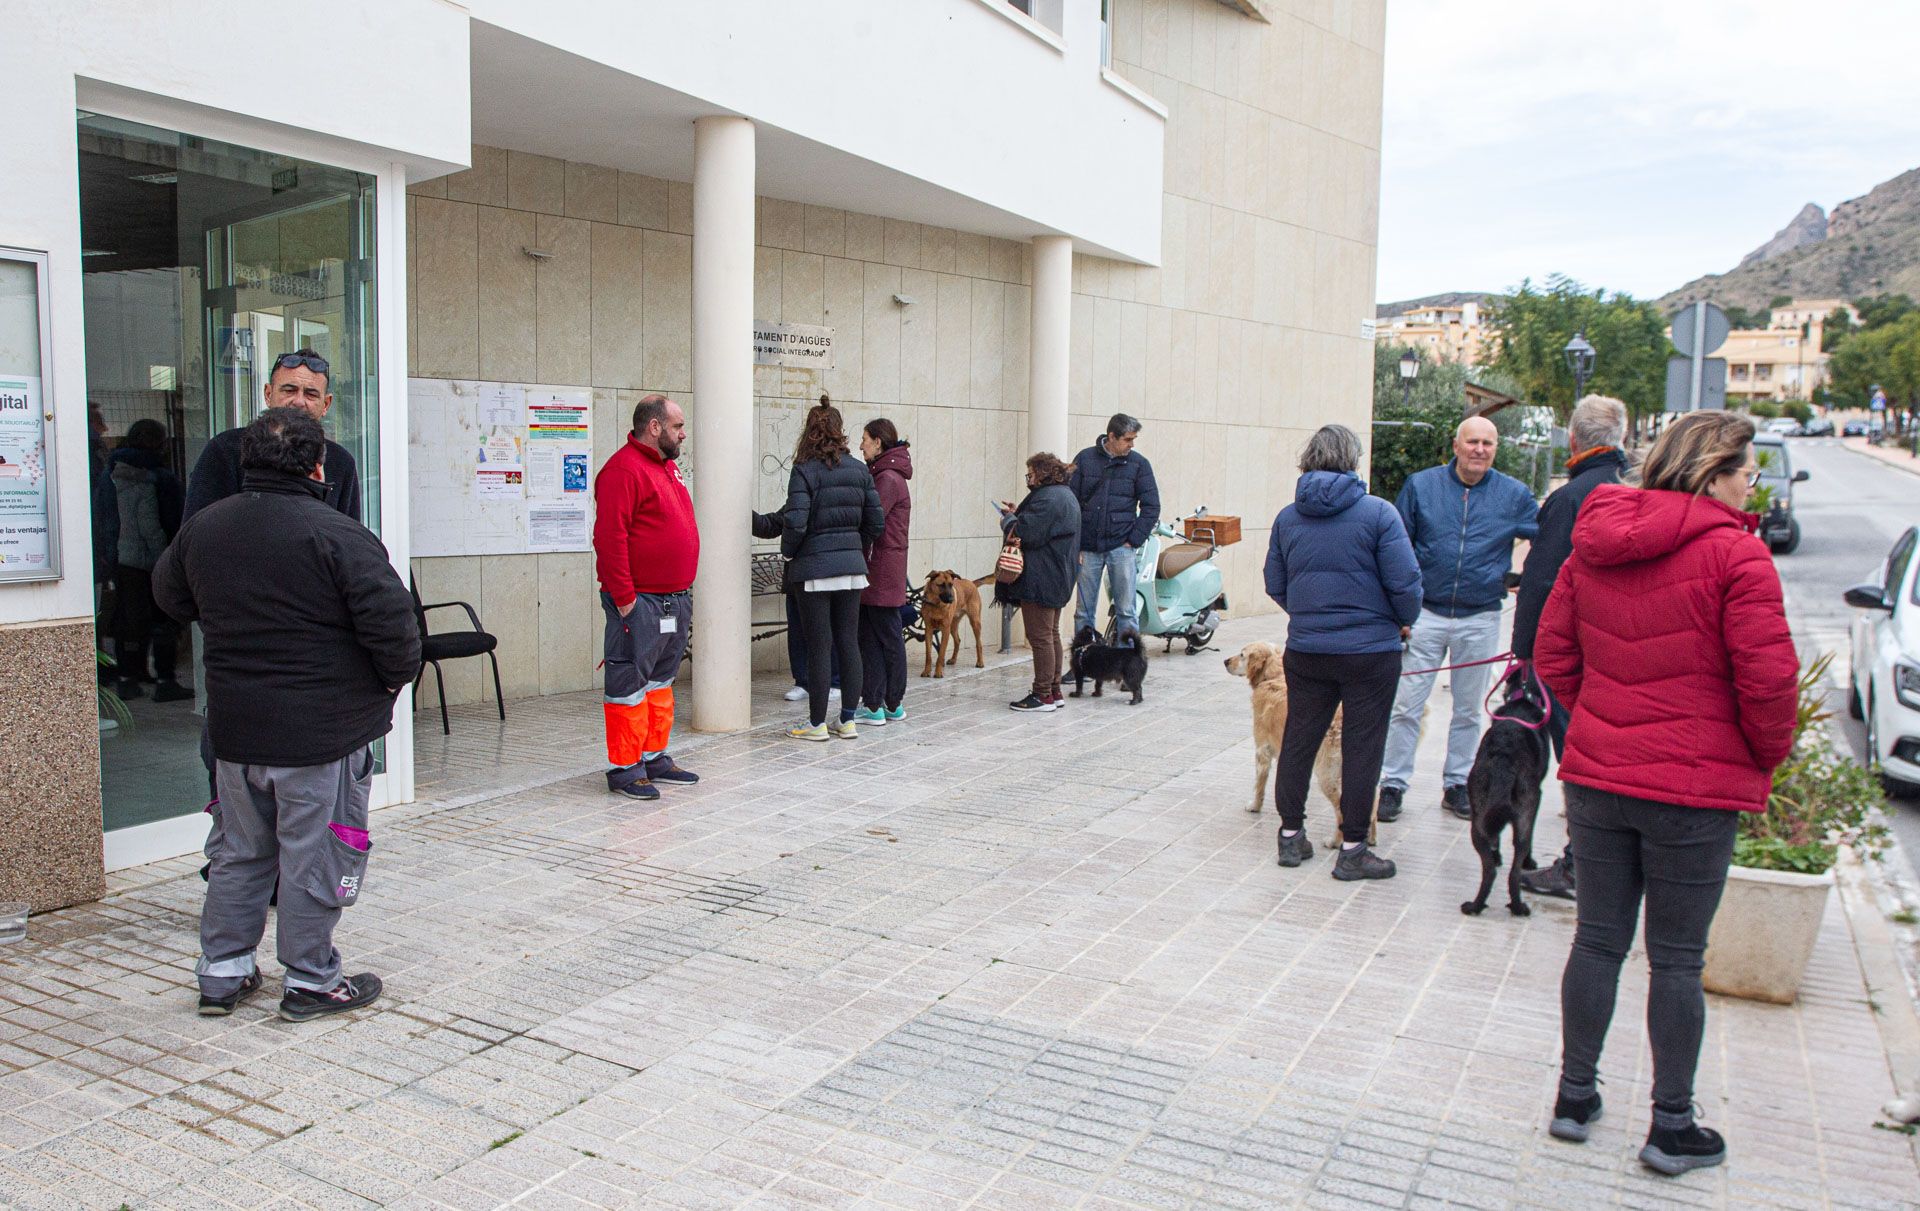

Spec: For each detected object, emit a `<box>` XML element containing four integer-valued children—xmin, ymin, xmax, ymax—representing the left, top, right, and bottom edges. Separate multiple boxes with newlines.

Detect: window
<box><xmin>1889</xmin><ymin>529</ymin><xmax>1916</xmax><ymax>606</ymax></box>
<box><xmin>1755</xmin><ymin>364</ymin><xmax>1772</xmax><ymax>382</ymax></box>
<box><xmin>1732</xmin><ymin>364</ymin><xmax>1749</xmax><ymax>381</ymax></box>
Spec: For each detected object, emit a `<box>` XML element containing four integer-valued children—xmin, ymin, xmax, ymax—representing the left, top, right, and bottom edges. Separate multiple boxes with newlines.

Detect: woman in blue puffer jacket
<box><xmin>1263</xmin><ymin>424</ymin><xmax>1423</xmax><ymax>880</ymax></box>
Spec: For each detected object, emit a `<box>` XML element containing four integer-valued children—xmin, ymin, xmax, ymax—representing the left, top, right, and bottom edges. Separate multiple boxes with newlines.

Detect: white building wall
<box><xmin>0</xmin><ymin>0</ymin><xmax>470</xmax><ymax>628</ymax></box>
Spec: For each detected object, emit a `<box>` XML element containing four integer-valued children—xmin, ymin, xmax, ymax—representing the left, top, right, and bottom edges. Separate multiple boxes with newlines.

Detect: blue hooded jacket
<box><xmin>1265</xmin><ymin>471</ymin><xmax>1423</xmax><ymax>654</ymax></box>
<box><xmin>1394</xmin><ymin>461</ymin><xmax>1539</xmax><ymax>618</ymax></box>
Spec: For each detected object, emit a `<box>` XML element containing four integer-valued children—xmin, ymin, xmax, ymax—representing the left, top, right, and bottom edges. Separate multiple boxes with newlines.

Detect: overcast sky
<box><xmin>1376</xmin><ymin>1</ymin><xmax>1920</xmax><ymax>306</ymax></box>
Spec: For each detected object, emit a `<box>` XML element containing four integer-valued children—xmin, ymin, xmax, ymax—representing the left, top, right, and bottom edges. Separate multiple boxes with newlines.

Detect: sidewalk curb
<box><xmin>1841</xmin><ymin>438</ymin><xmax>1920</xmax><ymax>479</ymax></box>
<box><xmin>1835</xmin><ymin>850</ymin><xmax>1920</xmax><ymax>1160</ymax></box>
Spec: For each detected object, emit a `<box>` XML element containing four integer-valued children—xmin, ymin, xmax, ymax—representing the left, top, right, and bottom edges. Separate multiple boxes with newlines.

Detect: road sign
<box><xmin>1871</xmin><ymin>386</ymin><xmax>1888</xmax><ymax>411</ymax></box>
<box><xmin>1665</xmin><ymin>356</ymin><xmax>1726</xmax><ymax>412</ymax></box>
<box><xmin>1669</xmin><ymin>302</ymin><xmax>1730</xmax><ymax>358</ymax></box>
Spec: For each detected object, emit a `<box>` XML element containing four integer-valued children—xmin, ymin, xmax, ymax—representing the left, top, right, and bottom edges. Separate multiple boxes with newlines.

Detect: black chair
<box><xmin>410</xmin><ymin>578</ymin><xmax>504</xmax><ymax>735</ymax></box>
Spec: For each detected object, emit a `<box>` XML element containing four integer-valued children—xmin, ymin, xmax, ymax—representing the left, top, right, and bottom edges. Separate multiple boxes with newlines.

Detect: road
<box><xmin>1772</xmin><ymin>437</ymin><xmax>1920</xmax><ymax>879</ymax></box>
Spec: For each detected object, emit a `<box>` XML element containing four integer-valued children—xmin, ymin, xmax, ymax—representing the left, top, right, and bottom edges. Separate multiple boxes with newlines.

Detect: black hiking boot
<box><xmin>1332</xmin><ymin>843</ymin><xmax>1396</xmax><ymax>881</ymax></box>
<box><xmin>1549</xmin><ymin>1089</ymin><xmax>1603</xmax><ymax>1142</ymax></box>
<box><xmin>644</xmin><ymin>756</ymin><xmax>699</xmax><ymax>785</ymax></box>
<box><xmin>1640</xmin><ymin>1111</ymin><xmax>1726</xmax><ymax>1176</ymax></box>
<box><xmin>1276</xmin><ymin>831</ymin><xmax>1314</xmax><ymax>867</ymax></box>
<box><xmin>1521</xmin><ymin>855</ymin><xmax>1576</xmax><ymax>900</ymax></box>
<box><xmin>1376</xmin><ymin>786</ymin><xmax>1404</xmax><ymax>823</ymax></box>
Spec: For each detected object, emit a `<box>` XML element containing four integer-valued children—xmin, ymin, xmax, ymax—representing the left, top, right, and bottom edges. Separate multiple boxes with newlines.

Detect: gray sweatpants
<box><xmin>197</xmin><ymin>748</ymin><xmax>374</xmax><ymax>998</ymax></box>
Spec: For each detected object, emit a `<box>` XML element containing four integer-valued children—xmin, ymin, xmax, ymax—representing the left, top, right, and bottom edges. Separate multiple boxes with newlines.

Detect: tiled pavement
<box><xmin>8</xmin><ymin>616</ymin><xmax>1920</xmax><ymax>1209</ymax></box>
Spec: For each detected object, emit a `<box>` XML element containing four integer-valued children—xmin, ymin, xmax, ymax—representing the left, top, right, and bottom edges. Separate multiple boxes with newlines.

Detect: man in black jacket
<box><xmin>155</xmin><ymin>408</ymin><xmax>419</xmax><ymax>1022</ymax></box>
<box><xmin>184</xmin><ymin>349</ymin><xmax>360</xmax><ymax>522</ymax></box>
<box><xmin>1069</xmin><ymin>413</ymin><xmax>1160</xmax><ymax>636</ymax></box>
<box><xmin>1510</xmin><ymin>394</ymin><xmax>1630</xmax><ymax>900</ymax></box>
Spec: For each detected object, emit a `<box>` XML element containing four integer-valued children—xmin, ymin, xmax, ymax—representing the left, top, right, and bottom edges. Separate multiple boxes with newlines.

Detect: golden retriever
<box><xmin>1224</xmin><ymin>640</ymin><xmax>1371</xmax><ymax>848</ymax></box>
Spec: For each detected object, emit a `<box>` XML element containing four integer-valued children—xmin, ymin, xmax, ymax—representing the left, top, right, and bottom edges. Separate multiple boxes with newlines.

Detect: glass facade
<box><xmin>78</xmin><ymin>113</ymin><xmax>380</xmax><ymax>833</ymax></box>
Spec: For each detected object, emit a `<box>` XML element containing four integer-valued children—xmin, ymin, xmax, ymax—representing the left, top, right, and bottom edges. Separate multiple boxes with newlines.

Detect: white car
<box><xmin>1764</xmin><ymin>416</ymin><xmax>1802</xmax><ymax>436</ymax></box>
<box><xmin>1846</xmin><ymin>527</ymin><xmax>1920</xmax><ymax>796</ymax></box>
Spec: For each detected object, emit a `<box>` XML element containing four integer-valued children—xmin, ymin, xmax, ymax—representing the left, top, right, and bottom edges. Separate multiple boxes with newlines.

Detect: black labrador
<box><xmin>1461</xmin><ymin>664</ymin><xmax>1552</xmax><ymax>917</ymax></box>
<box><xmin>1069</xmin><ymin>626</ymin><xmax>1147</xmax><ymax>705</ymax></box>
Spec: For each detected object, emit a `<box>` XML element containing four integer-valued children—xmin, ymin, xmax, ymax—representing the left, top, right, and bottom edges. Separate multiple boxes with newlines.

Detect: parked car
<box><xmin>1763</xmin><ymin>416</ymin><xmax>1802</xmax><ymax>436</ymax></box>
<box><xmin>1844</xmin><ymin>419</ymin><xmax>1871</xmax><ymax>437</ymax></box>
<box><xmin>1844</xmin><ymin>526</ymin><xmax>1920</xmax><ymax>797</ymax></box>
<box><xmin>1800</xmin><ymin>417</ymin><xmax>1835</xmax><ymax>437</ymax></box>
<box><xmin>1751</xmin><ymin>433</ymin><xmax>1807</xmax><ymax>554</ymax></box>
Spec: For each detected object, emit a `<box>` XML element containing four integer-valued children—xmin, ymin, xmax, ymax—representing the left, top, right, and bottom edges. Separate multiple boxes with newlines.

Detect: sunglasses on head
<box><xmin>272</xmin><ymin>352</ymin><xmax>330</xmax><ymax>376</ymax></box>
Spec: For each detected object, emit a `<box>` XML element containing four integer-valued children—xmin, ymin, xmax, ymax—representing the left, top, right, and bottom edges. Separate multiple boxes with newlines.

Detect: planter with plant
<box><xmin>1703</xmin><ymin>654</ymin><xmax>1888</xmax><ymax>1003</ymax></box>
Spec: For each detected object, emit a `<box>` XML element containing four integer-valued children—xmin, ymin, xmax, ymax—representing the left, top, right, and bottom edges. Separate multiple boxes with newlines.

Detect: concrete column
<box><xmin>690</xmin><ymin>115</ymin><xmax>755</xmax><ymax>733</ymax></box>
<box><xmin>1028</xmin><ymin>235</ymin><xmax>1073</xmax><ymax>459</ymax></box>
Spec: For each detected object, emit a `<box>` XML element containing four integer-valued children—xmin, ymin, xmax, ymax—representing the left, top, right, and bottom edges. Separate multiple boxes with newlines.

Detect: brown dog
<box><xmin>1224</xmin><ymin>641</ymin><xmax>1371</xmax><ymax>849</ymax></box>
<box><xmin>920</xmin><ymin>570</ymin><xmax>986</xmax><ymax>678</ymax></box>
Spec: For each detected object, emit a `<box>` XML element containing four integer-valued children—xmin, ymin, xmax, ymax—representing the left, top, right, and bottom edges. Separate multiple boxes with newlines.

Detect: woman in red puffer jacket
<box><xmin>1534</xmin><ymin>410</ymin><xmax>1798</xmax><ymax>1178</ymax></box>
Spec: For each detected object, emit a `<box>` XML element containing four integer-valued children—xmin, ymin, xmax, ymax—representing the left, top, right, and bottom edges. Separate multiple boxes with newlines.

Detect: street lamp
<box><xmin>1399</xmin><ymin>348</ymin><xmax>1420</xmax><ymax>408</ymax></box>
<box><xmin>1562</xmin><ymin>331</ymin><xmax>1596</xmax><ymax>407</ymax></box>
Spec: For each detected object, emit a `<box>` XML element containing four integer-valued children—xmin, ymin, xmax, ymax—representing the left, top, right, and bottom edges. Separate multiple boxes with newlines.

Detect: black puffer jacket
<box><xmin>153</xmin><ymin>470</ymin><xmax>420</xmax><ymax>766</ymax></box>
<box><xmin>1002</xmin><ymin>483</ymin><xmax>1082</xmax><ymax>609</ymax></box>
<box><xmin>781</xmin><ymin>455</ymin><xmax>885</xmax><ymax>583</ymax></box>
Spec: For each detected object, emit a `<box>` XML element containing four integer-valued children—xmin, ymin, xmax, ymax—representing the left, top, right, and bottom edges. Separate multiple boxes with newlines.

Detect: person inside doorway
<box><xmin>97</xmin><ymin>419</ymin><xmax>188</xmax><ymax>701</ymax></box>
<box><xmin>185</xmin><ymin>350</ymin><xmax>361</xmax><ymax>522</ymax></box>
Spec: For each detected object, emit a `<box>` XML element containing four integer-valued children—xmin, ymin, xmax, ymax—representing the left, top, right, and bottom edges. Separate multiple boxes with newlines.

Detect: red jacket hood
<box><xmin>869</xmin><ymin>442</ymin><xmax>913</xmax><ymax>481</ymax></box>
<box><xmin>1572</xmin><ymin>483</ymin><xmax>1756</xmax><ymax>568</ymax></box>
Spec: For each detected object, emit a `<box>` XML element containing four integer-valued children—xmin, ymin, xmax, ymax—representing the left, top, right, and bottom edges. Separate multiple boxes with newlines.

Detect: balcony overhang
<box><xmin>459</xmin><ymin>2</ymin><xmax>1162</xmax><ymax>264</ymax></box>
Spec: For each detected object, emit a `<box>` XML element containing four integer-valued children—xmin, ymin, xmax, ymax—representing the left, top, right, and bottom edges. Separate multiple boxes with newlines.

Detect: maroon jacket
<box><xmin>1536</xmin><ymin>484</ymin><xmax>1799</xmax><ymax>813</ymax></box>
<box><xmin>861</xmin><ymin>443</ymin><xmax>913</xmax><ymax>607</ymax></box>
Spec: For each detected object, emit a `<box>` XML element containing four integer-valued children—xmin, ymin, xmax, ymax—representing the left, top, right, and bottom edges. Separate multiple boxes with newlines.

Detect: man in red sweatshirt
<box><xmin>593</xmin><ymin>395</ymin><xmax>700</xmax><ymax>799</ymax></box>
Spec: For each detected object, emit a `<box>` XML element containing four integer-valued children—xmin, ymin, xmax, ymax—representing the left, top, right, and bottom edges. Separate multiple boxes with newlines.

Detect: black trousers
<box><xmin>1558</xmin><ymin>784</ymin><xmax>1737</xmax><ymax>1109</ymax></box>
<box><xmin>1275</xmin><ymin>648</ymin><xmax>1402</xmax><ymax>843</ymax></box>
<box><xmin>858</xmin><ymin>604</ymin><xmax>907</xmax><ymax>712</ymax></box>
<box><xmin>796</xmin><ymin>588</ymin><xmax>863</xmax><ymax>726</ymax></box>
<box><xmin>112</xmin><ymin>565</ymin><xmax>177</xmax><ymax>681</ymax></box>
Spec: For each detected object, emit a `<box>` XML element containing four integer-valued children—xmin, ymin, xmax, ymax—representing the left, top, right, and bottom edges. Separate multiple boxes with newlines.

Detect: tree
<box><xmin>1368</xmin><ymin>343</ymin><xmax>1534</xmax><ymax>502</ymax></box>
<box><xmin>1828</xmin><ymin>311</ymin><xmax>1920</xmax><ymax>411</ymax></box>
<box><xmin>1769</xmin><ymin>294</ymin><xmax>1794</xmax><ymax>309</ymax></box>
<box><xmin>1485</xmin><ymin>276</ymin><xmax>1672</xmax><ymax>422</ymax></box>
<box><xmin>1723</xmin><ymin>304</ymin><xmax>1769</xmax><ymax>330</ymax></box>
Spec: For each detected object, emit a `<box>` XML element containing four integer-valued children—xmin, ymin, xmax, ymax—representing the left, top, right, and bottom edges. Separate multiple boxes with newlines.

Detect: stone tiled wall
<box><xmin>0</xmin><ymin>620</ymin><xmax>107</xmax><ymax>912</ymax></box>
<box><xmin>406</xmin><ymin>149</ymin><xmax>1038</xmax><ymax>706</ymax></box>
<box><xmin>405</xmin><ymin>0</ymin><xmax>1384</xmax><ymax>707</ymax></box>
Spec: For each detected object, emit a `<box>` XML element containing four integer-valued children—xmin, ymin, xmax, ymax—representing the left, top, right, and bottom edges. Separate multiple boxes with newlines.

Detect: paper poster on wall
<box><xmin>408</xmin><ymin>378</ymin><xmax>595</xmax><ymax>557</ymax></box>
<box><xmin>527</xmin><ymin>500</ymin><xmax>590</xmax><ymax>552</ymax></box>
<box><xmin>0</xmin><ymin>375</ymin><xmax>52</xmax><ymax>577</ymax></box>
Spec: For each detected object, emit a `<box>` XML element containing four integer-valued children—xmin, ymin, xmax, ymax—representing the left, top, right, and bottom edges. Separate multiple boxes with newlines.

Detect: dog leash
<box><xmin>1484</xmin><ymin>657</ymin><xmax>1552</xmax><ymax>732</ymax></box>
<box><xmin>1398</xmin><ymin>651</ymin><xmax>1514</xmax><ymax>678</ymax></box>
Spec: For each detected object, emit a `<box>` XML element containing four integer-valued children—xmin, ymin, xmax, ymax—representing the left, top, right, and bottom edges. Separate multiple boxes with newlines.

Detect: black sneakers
<box><xmin>1521</xmin><ymin>856</ymin><xmax>1577</xmax><ymax>900</ymax></box>
<box><xmin>1376</xmin><ymin>786</ymin><xmax>1404</xmax><ymax>823</ymax></box>
<box><xmin>1332</xmin><ymin>843</ymin><xmax>1396</xmax><ymax>881</ymax></box>
<box><xmin>1276</xmin><ymin>831</ymin><xmax>1314</xmax><ymax>867</ymax></box>
<box><xmin>1549</xmin><ymin>1089</ymin><xmax>1603</xmax><ymax>1142</ymax></box>
<box><xmin>645</xmin><ymin>756</ymin><xmax>699</xmax><ymax>785</ymax></box>
<box><xmin>197</xmin><ymin>971</ymin><xmax>263</xmax><ymax>1017</ymax></box>
<box><xmin>1641</xmin><ymin>1118</ymin><xmax>1727</xmax><ymax>1176</ymax></box>
<box><xmin>279</xmin><ymin>973</ymin><xmax>383</xmax><ymax>1022</ymax></box>
<box><xmin>1009</xmin><ymin>695</ymin><xmax>1056</xmax><ymax>712</ymax></box>
<box><xmin>1442</xmin><ymin>784</ymin><xmax>1472</xmax><ymax>819</ymax></box>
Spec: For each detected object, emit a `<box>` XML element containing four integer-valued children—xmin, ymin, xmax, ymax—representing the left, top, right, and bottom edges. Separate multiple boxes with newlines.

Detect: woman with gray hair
<box><xmin>1262</xmin><ymin>424</ymin><xmax>1424</xmax><ymax>880</ymax></box>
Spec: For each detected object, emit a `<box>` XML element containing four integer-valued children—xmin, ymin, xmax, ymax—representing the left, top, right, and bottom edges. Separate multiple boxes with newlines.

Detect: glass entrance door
<box><xmin>78</xmin><ymin>113</ymin><xmax>380</xmax><ymax>843</ymax></box>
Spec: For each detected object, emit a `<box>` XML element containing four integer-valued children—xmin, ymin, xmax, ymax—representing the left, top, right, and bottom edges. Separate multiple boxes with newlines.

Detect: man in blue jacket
<box><xmin>1378</xmin><ymin>415</ymin><xmax>1539</xmax><ymax>821</ymax></box>
<box><xmin>1070</xmin><ymin>414</ymin><xmax>1160</xmax><ymax>636</ymax></box>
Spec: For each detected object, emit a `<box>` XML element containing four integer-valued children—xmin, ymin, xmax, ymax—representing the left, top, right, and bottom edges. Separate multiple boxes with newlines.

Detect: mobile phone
<box><xmin>989</xmin><ymin>497</ymin><xmax>1011</xmax><ymax>514</ymax></box>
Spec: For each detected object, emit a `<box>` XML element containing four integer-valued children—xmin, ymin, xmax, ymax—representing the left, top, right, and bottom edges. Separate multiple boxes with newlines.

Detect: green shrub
<box><xmin>1782</xmin><ymin>399</ymin><xmax>1814</xmax><ymax>424</ymax></box>
<box><xmin>1734</xmin><ymin>654</ymin><xmax>1888</xmax><ymax>874</ymax></box>
<box><xmin>1747</xmin><ymin>399</ymin><xmax>1782</xmax><ymax>419</ymax></box>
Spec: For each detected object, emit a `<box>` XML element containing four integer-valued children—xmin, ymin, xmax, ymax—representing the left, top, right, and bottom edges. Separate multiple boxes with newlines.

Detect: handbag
<box><xmin>995</xmin><ymin>536</ymin><xmax>1024</xmax><ymax>584</ymax></box>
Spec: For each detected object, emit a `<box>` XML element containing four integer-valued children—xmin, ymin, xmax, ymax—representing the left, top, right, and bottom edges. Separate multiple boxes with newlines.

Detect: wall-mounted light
<box><xmin>522</xmin><ymin>246</ymin><xmax>555</xmax><ymax>260</ymax></box>
<box><xmin>892</xmin><ymin>293</ymin><xmax>916</xmax><ymax>306</ymax></box>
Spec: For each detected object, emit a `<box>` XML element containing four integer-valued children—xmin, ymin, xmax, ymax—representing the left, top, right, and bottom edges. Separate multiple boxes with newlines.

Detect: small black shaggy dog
<box><xmin>1460</xmin><ymin>665</ymin><xmax>1553</xmax><ymax>918</ymax></box>
<box><xmin>1069</xmin><ymin>626</ymin><xmax>1147</xmax><ymax>705</ymax></box>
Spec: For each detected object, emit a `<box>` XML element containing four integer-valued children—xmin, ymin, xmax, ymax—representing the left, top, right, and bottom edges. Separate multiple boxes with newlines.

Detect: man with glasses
<box><xmin>185</xmin><ymin>350</ymin><xmax>361</xmax><ymax>522</ymax></box>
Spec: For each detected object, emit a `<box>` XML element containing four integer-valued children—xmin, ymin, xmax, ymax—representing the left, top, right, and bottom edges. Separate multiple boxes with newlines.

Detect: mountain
<box><xmin>1659</xmin><ymin>167</ymin><xmax>1920</xmax><ymax>313</ymax></box>
<box><xmin>1736</xmin><ymin>202</ymin><xmax>1827</xmax><ymax>268</ymax></box>
<box><xmin>1376</xmin><ymin>291</ymin><xmax>1495</xmax><ymax>319</ymax></box>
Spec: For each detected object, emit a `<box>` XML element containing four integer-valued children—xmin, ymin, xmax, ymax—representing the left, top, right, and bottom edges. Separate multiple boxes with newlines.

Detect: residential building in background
<box><xmin>1375</xmin><ymin>299</ymin><xmax>1492</xmax><ymax>365</ymax></box>
<box><xmin>1</xmin><ymin>0</ymin><xmax>1388</xmax><ymax>909</ymax></box>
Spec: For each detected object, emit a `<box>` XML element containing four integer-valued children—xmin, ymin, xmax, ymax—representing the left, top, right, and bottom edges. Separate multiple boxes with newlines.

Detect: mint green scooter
<box><xmin>1107</xmin><ymin>508</ymin><xmax>1227</xmax><ymax>654</ymax></box>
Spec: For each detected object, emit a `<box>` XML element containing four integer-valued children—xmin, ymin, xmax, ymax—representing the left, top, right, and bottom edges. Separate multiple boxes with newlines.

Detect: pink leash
<box><xmin>1398</xmin><ymin>649</ymin><xmax>1551</xmax><ymax>732</ymax></box>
